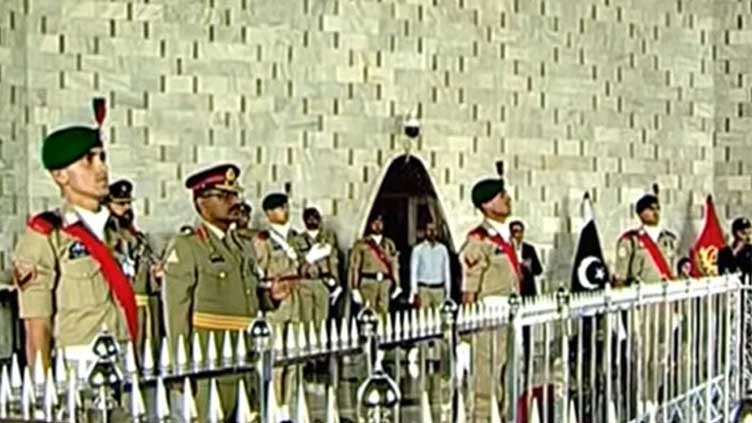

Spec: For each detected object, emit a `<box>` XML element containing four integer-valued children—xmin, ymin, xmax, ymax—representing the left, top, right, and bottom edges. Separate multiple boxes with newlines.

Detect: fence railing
<box><xmin>0</xmin><ymin>274</ymin><xmax>744</xmax><ymax>422</ymax></box>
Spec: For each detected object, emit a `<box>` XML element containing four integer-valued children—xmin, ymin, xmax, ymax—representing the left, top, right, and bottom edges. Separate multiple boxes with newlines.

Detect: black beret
<box><xmin>262</xmin><ymin>193</ymin><xmax>288</xmax><ymax>211</ymax></box>
<box><xmin>732</xmin><ymin>217</ymin><xmax>751</xmax><ymax>234</ymax></box>
<box><xmin>303</xmin><ymin>207</ymin><xmax>320</xmax><ymax>220</ymax></box>
<box><xmin>185</xmin><ymin>163</ymin><xmax>242</xmax><ymax>195</ymax></box>
<box><xmin>42</xmin><ymin>126</ymin><xmax>102</xmax><ymax>170</ymax></box>
<box><xmin>108</xmin><ymin>179</ymin><xmax>133</xmax><ymax>203</ymax></box>
<box><xmin>471</xmin><ymin>178</ymin><xmax>505</xmax><ymax>208</ymax></box>
<box><xmin>635</xmin><ymin>194</ymin><xmax>659</xmax><ymax>215</ymax></box>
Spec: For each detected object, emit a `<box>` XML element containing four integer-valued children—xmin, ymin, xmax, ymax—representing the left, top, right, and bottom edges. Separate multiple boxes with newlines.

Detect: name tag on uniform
<box><xmin>68</xmin><ymin>242</ymin><xmax>90</xmax><ymax>260</ymax></box>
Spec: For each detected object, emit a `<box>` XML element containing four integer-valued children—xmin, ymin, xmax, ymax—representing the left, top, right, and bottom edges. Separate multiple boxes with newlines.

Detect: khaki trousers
<box><xmin>360</xmin><ymin>279</ymin><xmax>391</xmax><ymax>314</ymax></box>
<box><xmin>418</xmin><ymin>286</ymin><xmax>446</xmax><ymax>309</ymax></box>
<box><xmin>298</xmin><ymin>279</ymin><xmax>330</xmax><ymax>325</ymax></box>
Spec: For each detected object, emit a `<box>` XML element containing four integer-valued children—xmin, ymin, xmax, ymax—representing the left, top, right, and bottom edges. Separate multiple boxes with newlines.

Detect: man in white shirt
<box><xmin>409</xmin><ymin>221</ymin><xmax>451</xmax><ymax>308</ymax></box>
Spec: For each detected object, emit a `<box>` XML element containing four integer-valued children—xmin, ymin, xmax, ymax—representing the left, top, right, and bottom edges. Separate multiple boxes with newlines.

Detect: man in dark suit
<box><xmin>510</xmin><ymin>220</ymin><xmax>543</xmax><ymax>296</ymax></box>
<box><xmin>718</xmin><ymin>216</ymin><xmax>752</xmax><ymax>278</ymax></box>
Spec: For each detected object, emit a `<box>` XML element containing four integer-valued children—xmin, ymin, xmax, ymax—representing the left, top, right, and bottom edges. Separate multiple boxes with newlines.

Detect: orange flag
<box><xmin>690</xmin><ymin>195</ymin><xmax>726</xmax><ymax>277</ymax></box>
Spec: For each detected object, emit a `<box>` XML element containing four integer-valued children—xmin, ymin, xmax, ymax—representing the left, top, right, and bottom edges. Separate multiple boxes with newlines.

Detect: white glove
<box><xmin>391</xmin><ymin>286</ymin><xmax>403</xmax><ymax>300</ymax></box>
<box><xmin>408</xmin><ymin>292</ymin><xmax>417</xmax><ymax>304</ymax></box>
<box><xmin>456</xmin><ymin>342</ymin><xmax>472</xmax><ymax>383</ymax></box>
<box><xmin>352</xmin><ymin>289</ymin><xmax>363</xmax><ymax>304</ymax></box>
<box><xmin>329</xmin><ymin>286</ymin><xmax>343</xmax><ymax>305</ymax></box>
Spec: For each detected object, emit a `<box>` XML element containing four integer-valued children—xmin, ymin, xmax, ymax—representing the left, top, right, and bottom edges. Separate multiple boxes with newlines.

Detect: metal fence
<box><xmin>0</xmin><ymin>274</ymin><xmax>744</xmax><ymax>422</ymax></box>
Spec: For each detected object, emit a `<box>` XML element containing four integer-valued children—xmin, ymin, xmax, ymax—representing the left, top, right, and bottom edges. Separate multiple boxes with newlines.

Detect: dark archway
<box><xmin>362</xmin><ymin>155</ymin><xmax>460</xmax><ymax>301</ymax></box>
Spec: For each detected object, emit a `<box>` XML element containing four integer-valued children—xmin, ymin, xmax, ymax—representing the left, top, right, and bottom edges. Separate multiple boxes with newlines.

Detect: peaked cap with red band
<box><xmin>185</xmin><ymin>163</ymin><xmax>243</xmax><ymax>195</ymax></box>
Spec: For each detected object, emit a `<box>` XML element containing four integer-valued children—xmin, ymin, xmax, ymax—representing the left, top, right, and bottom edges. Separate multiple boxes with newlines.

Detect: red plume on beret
<box><xmin>93</xmin><ymin>97</ymin><xmax>107</xmax><ymax>127</ymax></box>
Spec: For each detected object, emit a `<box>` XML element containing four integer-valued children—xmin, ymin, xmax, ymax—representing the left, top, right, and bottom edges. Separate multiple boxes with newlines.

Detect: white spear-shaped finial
<box><xmin>385</xmin><ymin>312</ymin><xmax>393</xmax><ymax>342</ymax></box>
<box><xmin>350</xmin><ymin>317</ymin><xmax>358</xmax><ymax>346</ymax></box>
<box><xmin>490</xmin><ymin>389</ymin><xmax>502</xmax><ymax>423</ymax></box>
<box><xmin>129</xmin><ymin>372</ymin><xmax>146</xmax><ymax>420</ymax></box>
<box><xmin>411</xmin><ymin>308</ymin><xmax>420</xmax><ymax>338</ymax></box>
<box><xmin>10</xmin><ymin>354</ymin><xmax>21</xmax><ymax>391</ymax></box>
<box><xmin>43</xmin><ymin>367</ymin><xmax>57</xmax><ymax>420</ymax></box>
<box><xmin>159</xmin><ymin>337</ymin><xmax>172</xmax><ymax>375</ymax></box>
<box><xmin>54</xmin><ymin>349</ymin><xmax>67</xmax><ymax>388</ymax></box>
<box><xmin>402</xmin><ymin>310</ymin><xmax>411</xmax><ymax>341</ymax></box>
<box><xmin>308</xmin><ymin>321</ymin><xmax>319</xmax><ymax>353</ymax></box>
<box><xmin>456</xmin><ymin>386</ymin><xmax>467</xmax><ymax>423</ymax></box>
<box><xmin>530</xmin><ymin>397</ymin><xmax>541</xmax><ymax>423</ymax></box>
<box><xmin>207</xmin><ymin>331</ymin><xmax>218</xmax><ymax>368</ymax></box>
<box><xmin>420</xmin><ymin>387</ymin><xmax>433</xmax><ymax>423</ymax></box>
<box><xmin>66</xmin><ymin>367</ymin><xmax>78</xmax><ymax>423</ymax></box>
<box><xmin>286</xmin><ymin>323</ymin><xmax>297</xmax><ymax>357</ymax></box>
<box><xmin>0</xmin><ymin>366</ymin><xmax>9</xmax><ymax>418</ymax></box>
<box><xmin>274</xmin><ymin>324</ymin><xmax>284</xmax><ymax>354</ymax></box>
<box><xmin>340</xmin><ymin>317</ymin><xmax>350</xmax><ymax>348</ymax></box>
<box><xmin>395</xmin><ymin>310</ymin><xmax>403</xmax><ymax>341</ymax></box>
<box><xmin>236</xmin><ymin>378</ymin><xmax>253</xmax><ymax>423</ymax></box>
<box><xmin>125</xmin><ymin>342</ymin><xmax>138</xmax><ymax>375</ymax></box>
<box><xmin>319</xmin><ymin>319</ymin><xmax>329</xmax><ymax>351</ymax></box>
<box><xmin>222</xmin><ymin>330</ymin><xmax>234</xmax><ymax>365</ymax></box>
<box><xmin>329</xmin><ymin>319</ymin><xmax>339</xmax><ymax>350</ymax></box>
<box><xmin>418</xmin><ymin>307</ymin><xmax>427</xmax><ymax>337</ymax></box>
<box><xmin>182</xmin><ymin>377</ymin><xmax>198</xmax><ymax>422</ymax></box>
<box><xmin>191</xmin><ymin>332</ymin><xmax>203</xmax><ymax>371</ymax></box>
<box><xmin>295</xmin><ymin>373</ymin><xmax>311</xmax><ymax>423</ymax></box>
<box><xmin>176</xmin><ymin>334</ymin><xmax>188</xmax><ymax>372</ymax></box>
<box><xmin>236</xmin><ymin>329</ymin><xmax>247</xmax><ymax>365</ymax></box>
<box><xmin>143</xmin><ymin>340</ymin><xmax>155</xmax><ymax>375</ymax></box>
<box><xmin>21</xmin><ymin>366</ymin><xmax>34</xmax><ymax>420</ymax></box>
<box><xmin>376</xmin><ymin>315</ymin><xmax>385</xmax><ymax>339</ymax></box>
<box><xmin>33</xmin><ymin>351</ymin><xmax>45</xmax><ymax>388</ymax></box>
<box><xmin>296</xmin><ymin>322</ymin><xmax>308</xmax><ymax>355</ymax></box>
<box><xmin>567</xmin><ymin>399</ymin><xmax>578</xmax><ymax>423</ymax></box>
<box><xmin>208</xmin><ymin>378</ymin><xmax>224</xmax><ymax>423</ymax></box>
<box><xmin>426</xmin><ymin>307</ymin><xmax>436</xmax><ymax>335</ymax></box>
<box><xmin>325</xmin><ymin>384</ymin><xmax>340</xmax><ymax>423</ymax></box>
<box><xmin>156</xmin><ymin>377</ymin><xmax>170</xmax><ymax>420</ymax></box>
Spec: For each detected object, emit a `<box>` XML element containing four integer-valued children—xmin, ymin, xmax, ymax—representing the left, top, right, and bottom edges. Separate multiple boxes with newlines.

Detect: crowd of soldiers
<box><xmin>10</xmin><ymin>123</ymin><xmax>752</xmax><ymax>422</ymax></box>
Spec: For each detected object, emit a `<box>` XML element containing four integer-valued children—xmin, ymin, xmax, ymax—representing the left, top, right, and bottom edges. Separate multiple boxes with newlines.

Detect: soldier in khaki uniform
<box><xmin>460</xmin><ymin>178</ymin><xmax>521</xmax><ymax>422</ymax></box>
<box><xmin>234</xmin><ymin>202</ymin><xmax>258</xmax><ymax>240</ymax></box>
<box><xmin>162</xmin><ymin>164</ymin><xmax>286</xmax><ymax>421</ymax></box>
<box><xmin>13</xmin><ymin>126</ymin><xmax>138</xmax><ymax>370</ymax></box>
<box><xmin>293</xmin><ymin>207</ymin><xmax>341</xmax><ymax>325</ymax></box>
<box><xmin>106</xmin><ymin>179</ymin><xmax>162</xmax><ymax>356</ymax></box>
<box><xmin>252</xmin><ymin>193</ymin><xmax>302</xmax><ymax>417</ymax></box>
<box><xmin>348</xmin><ymin>212</ymin><xmax>401</xmax><ymax>315</ymax></box>
<box><xmin>613</xmin><ymin>193</ymin><xmax>677</xmax><ymax>409</ymax></box>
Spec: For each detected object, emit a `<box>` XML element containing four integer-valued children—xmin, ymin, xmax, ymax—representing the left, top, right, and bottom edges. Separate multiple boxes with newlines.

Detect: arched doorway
<box><xmin>361</xmin><ymin>155</ymin><xmax>458</xmax><ymax>300</ymax></box>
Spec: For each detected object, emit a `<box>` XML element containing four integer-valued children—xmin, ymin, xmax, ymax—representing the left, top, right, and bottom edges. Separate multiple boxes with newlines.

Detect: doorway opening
<box><xmin>362</xmin><ymin>155</ymin><xmax>459</xmax><ymax>300</ymax></box>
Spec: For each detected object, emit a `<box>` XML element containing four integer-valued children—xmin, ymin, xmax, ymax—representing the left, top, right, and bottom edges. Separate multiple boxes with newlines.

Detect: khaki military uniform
<box><xmin>119</xmin><ymin>229</ymin><xmax>162</xmax><ymax>356</ymax></box>
<box><xmin>460</xmin><ymin>221</ymin><xmax>521</xmax><ymax>422</ymax></box>
<box><xmin>348</xmin><ymin>236</ymin><xmax>400</xmax><ymax>315</ymax></box>
<box><xmin>163</xmin><ymin>223</ymin><xmax>270</xmax><ymax>420</ymax></box>
<box><xmin>614</xmin><ymin>227</ymin><xmax>678</xmax><ymax>403</ymax></box>
<box><xmin>293</xmin><ymin>229</ymin><xmax>340</xmax><ymax>325</ymax></box>
<box><xmin>253</xmin><ymin>228</ymin><xmax>302</xmax><ymax>412</ymax></box>
<box><xmin>13</xmin><ymin>204</ymin><xmax>133</xmax><ymax>358</ymax></box>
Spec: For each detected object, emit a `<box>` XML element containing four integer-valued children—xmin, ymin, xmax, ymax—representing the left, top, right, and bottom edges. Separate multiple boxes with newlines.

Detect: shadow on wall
<box><xmin>545</xmin><ymin>195</ymin><xmax>576</xmax><ymax>290</ymax></box>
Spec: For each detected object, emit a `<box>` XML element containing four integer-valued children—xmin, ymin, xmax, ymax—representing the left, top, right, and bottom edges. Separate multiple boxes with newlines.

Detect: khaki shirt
<box><xmin>252</xmin><ymin>228</ymin><xmax>301</xmax><ymax>282</ymax></box>
<box><xmin>614</xmin><ymin>228</ymin><xmax>678</xmax><ymax>285</ymax></box>
<box><xmin>292</xmin><ymin>229</ymin><xmax>340</xmax><ymax>284</ymax></box>
<box><xmin>162</xmin><ymin>224</ymin><xmax>266</xmax><ymax>346</ymax></box>
<box><xmin>348</xmin><ymin>236</ymin><xmax>400</xmax><ymax>288</ymax></box>
<box><xmin>459</xmin><ymin>222</ymin><xmax>520</xmax><ymax>298</ymax></box>
<box><xmin>13</xmin><ymin>205</ymin><xmax>131</xmax><ymax>348</ymax></box>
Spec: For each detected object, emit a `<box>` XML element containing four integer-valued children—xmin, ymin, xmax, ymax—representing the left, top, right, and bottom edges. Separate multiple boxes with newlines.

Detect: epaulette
<box><xmin>467</xmin><ymin>226</ymin><xmax>486</xmax><ymax>239</ymax></box>
<box><xmin>256</xmin><ymin>230</ymin><xmax>270</xmax><ymax>241</ymax></box>
<box><xmin>27</xmin><ymin>211</ymin><xmax>62</xmax><ymax>236</ymax></box>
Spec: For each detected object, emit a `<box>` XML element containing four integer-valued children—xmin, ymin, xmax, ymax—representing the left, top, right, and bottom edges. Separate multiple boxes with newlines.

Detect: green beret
<box><xmin>262</xmin><ymin>193</ymin><xmax>288</xmax><ymax>211</ymax></box>
<box><xmin>471</xmin><ymin>178</ymin><xmax>505</xmax><ymax>208</ymax></box>
<box><xmin>42</xmin><ymin>126</ymin><xmax>102</xmax><ymax>170</ymax></box>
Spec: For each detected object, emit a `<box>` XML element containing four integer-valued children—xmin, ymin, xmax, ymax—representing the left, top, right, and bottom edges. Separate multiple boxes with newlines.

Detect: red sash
<box><xmin>364</xmin><ymin>239</ymin><xmax>394</xmax><ymax>279</ymax></box>
<box><xmin>635</xmin><ymin>231</ymin><xmax>674</xmax><ymax>281</ymax></box>
<box><xmin>469</xmin><ymin>226</ymin><xmax>523</xmax><ymax>288</ymax></box>
<box><xmin>62</xmin><ymin>223</ymin><xmax>139</xmax><ymax>343</ymax></box>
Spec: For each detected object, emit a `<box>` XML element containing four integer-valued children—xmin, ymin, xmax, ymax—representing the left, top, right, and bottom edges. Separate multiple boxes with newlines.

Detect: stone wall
<box><xmin>0</xmin><ymin>0</ymin><xmax>746</xmax><ymax>285</ymax></box>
